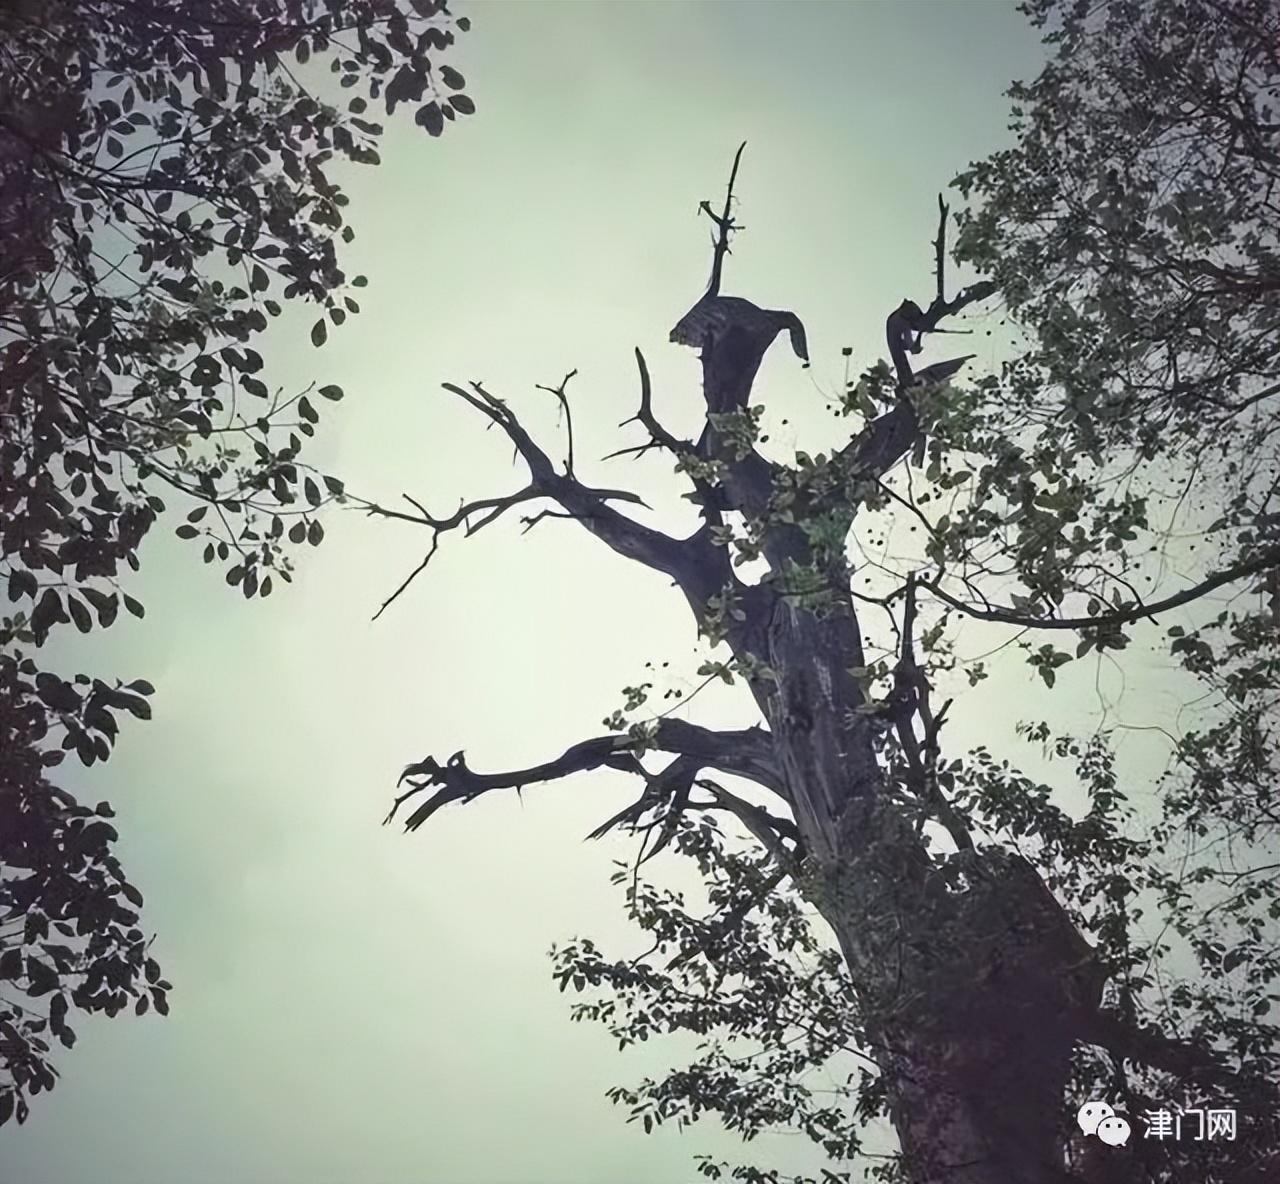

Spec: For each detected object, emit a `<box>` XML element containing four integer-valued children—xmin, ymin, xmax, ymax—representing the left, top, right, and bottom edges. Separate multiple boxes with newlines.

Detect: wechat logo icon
<box><xmin>1078</xmin><ymin>1100</ymin><xmax>1131</xmax><ymax>1147</ymax></box>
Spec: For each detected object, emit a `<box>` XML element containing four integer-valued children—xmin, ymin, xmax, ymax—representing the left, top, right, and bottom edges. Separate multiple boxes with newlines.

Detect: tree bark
<box><xmin>686</xmin><ymin>289</ymin><xmax>1106</xmax><ymax>1181</ymax></box>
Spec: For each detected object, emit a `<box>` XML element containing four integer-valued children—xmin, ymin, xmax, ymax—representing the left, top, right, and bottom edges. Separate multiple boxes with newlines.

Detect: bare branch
<box><xmin>417</xmin><ymin>379</ymin><xmax>728</xmax><ymax>614</ymax></box>
<box><xmin>637</xmin><ymin>757</ymin><xmax>701</xmax><ymax>863</ymax></box>
<box><xmin>373</xmin><ymin>541</ymin><xmax>436</xmax><ymax>622</ymax></box>
<box><xmin>388</xmin><ymin>719</ymin><xmax>786</xmax><ymax>833</ymax></box>
<box><xmin>585</xmin><ymin>753</ymin><xmax>697</xmax><ymax>843</ymax></box>
<box><xmin>388</xmin><ymin>738</ymin><xmax>633</xmax><ymax>832</ymax></box>
<box><xmin>361</xmin><ymin>474</ymin><xmax>650</xmax><ymax>620</ymax></box>
<box><xmin>925</xmin><ymin>547</ymin><xmax>1280</xmax><ymax>631</ymax></box>
<box><xmin>933</xmin><ymin>194</ymin><xmax>948</xmax><ymax>307</ymax></box>
<box><xmin>535</xmin><ymin>368</ymin><xmax>578</xmax><ymax>476</ymax></box>
<box><xmin>362</xmin><ymin>486</ymin><xmax>541</xmax><ymax>619</ymax></box>
<box><xmin>702</xmin><ymin>141</ymin><xmax>747</xmax><ymax>297</ymax></box>
<box><xmin>611</xmin><ymin>347</ymin><xmax>690</xmax><ymax>461</ymax></box>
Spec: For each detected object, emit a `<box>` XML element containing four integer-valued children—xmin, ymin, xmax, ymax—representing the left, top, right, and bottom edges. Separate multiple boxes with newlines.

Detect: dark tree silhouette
<box><xmin>381</xmin><ymin>3</ymin><xmax>1280</xmax><ymax>1174</ymax></box>
<box><xmin>0</xmin><ymin>0</ymin><xmax>472</xmax><ymax>1126</ymax></box>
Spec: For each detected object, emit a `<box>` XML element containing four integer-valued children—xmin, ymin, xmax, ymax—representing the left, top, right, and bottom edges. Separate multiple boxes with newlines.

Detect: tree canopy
<box><xmin>0</xmin><ymin>0</ymin><xmax>472</xmax><ymax>1127</ymax></box>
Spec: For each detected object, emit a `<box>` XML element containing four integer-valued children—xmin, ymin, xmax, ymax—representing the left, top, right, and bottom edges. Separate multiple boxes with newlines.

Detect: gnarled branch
<box><xmin>388</xmin><ymin>719</ymin><xmax>786</xmax><ymax>834</ymax></box>
<box><xmin>369</xmin><ymin>376</ymin><xmax>733</xmax><ymax>619</ymax></box>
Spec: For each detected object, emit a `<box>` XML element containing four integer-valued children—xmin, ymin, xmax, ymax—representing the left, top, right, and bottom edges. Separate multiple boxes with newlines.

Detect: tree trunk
<box><xmin>690</xmin><ymin>305</ymin><xmax>1106</xmax><ymax>1181</ymax></box>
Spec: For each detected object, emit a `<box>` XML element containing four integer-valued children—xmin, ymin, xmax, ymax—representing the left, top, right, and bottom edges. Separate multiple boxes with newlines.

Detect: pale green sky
<box><xmin>3</xmin><ymin>3</ymin><xmax>1168</xmax><ymax>1182</ymax></box>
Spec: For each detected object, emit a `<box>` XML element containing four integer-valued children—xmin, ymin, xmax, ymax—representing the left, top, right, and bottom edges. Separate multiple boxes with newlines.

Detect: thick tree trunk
<box><xmin>765</xmin><ymin>612</ymin><xmax>1104</xmax><ymax>1182</ymax></box>
<box><xmin>688</xmin><ymin>303</ymin><xmax>1106</xmax><ymax>1181</ymax></box>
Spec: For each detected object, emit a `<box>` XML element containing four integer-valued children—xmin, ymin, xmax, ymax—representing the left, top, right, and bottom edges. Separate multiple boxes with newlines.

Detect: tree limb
<box><xmin>924</xmin><ymin>547</ymin><xmax>1280</xmax><ymax>631</ymax></box>
<box><xmin>412</xmin><ymin>379</ymin><xmax>728</xmax><ymax>615</ymax></box>
<box><xmin>1083</xmin><ymin>1008</ymin><xmax>1280</xmax><ymax>1108</ymax></box>
<box><xmin>693</xmin><ymin>777</ymin><xmax>804</xmax><ymax>876</ymax></box>
<box><xmin>388</xmin><ymin>720</ymin><xmax>786</xmax><ymax>833</ymax></box>
<box><xmin>835</xmin><ymin>401</ymin><xmax>920</xmax><ymax>480</ymax></box>
<box><xmin>608</xmin><ymin>349</ymin><xmax>690</xmax><ymax>462</ymax></box>
<box><xmin>360</xmin><ymin>476</ymin><xmax>651</xmax><ymax>620</ymax></box>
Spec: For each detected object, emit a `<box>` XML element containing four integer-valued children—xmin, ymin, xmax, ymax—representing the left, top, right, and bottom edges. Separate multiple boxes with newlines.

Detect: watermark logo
<box><xmin>1077</xmin><ymin>1101</ymin><xmax>1131</xmax><ymax>1146</ymax></box>
<box><xmin>1079</xmin><ymin>1100</ymin><xmax>1239</xmax><ymax>1145</ymax></box>
<box><xmin>1142</xmin><ymin>1107</ymin><xmax>1237</xmax><ymax>1142</ymax></box>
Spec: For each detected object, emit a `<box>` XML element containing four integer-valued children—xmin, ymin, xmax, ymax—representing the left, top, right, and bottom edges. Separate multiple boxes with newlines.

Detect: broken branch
<box><xmin>389</xmin><ymin>720</ymin><xmax>786</xmax><ymax>833</ymax></box>
<box><xmin>703</xmin><ymin>140</ymin><xmax>747</xmax><ymax>297</ymax></box>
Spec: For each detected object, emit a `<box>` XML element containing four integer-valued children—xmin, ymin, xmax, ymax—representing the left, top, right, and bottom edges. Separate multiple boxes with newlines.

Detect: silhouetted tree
<box><xmin>0</xmin><ymin>0</ymin><xmax>473</xmax><ymax>1126</ymax></box>
<box><xmin>381</xmin><ymin>2</ymin><xmax>1280</xmax><ymax>1180</ymax></box>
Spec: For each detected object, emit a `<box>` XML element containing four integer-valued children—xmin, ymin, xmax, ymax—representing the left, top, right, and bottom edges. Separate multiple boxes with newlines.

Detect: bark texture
<box><xmin>686</xmin><ymin>290</ymin><xmax>1103</xmax><ymax>1181</ymax></box>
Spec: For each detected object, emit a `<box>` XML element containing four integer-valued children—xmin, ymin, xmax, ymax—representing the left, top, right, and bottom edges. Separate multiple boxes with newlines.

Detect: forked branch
<box><xmin>387</xmin><ymin>720</ymin><xmax>786</xmax><ymax>833</ymax></box>
<box><xmin>369</xmin><ymin>376</ymin><xmax>732</xmax><ymax>619</ymax></box>
<box><xmin>608</xmin><ymin>348</ymin><xmax>691</xmax><ymax>461</ymax></box>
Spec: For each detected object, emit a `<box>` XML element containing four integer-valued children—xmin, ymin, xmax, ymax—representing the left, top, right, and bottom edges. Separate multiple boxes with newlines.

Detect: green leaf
<box><xmin>32</xmin><ymin>588</ymin><xmax>66</xmax><ymax>639</ymax></box>
<box><xmin>67</xmin><ymin>596</ymin><xmax>92</xmax><ymax>634</ymax></box>
<box><xmin>311</xmin><ymin>318</ymin><xmax>327</xmax><ymax>347</ymax></box>
<box><xmin>415</xmin><ymin>102</ymin><xmax>444</xmax><ymax>137</ymax></box>
<box><xmin>7</xmin><ymin>569</ymin><xmax>37</xmax><ymax>601</ymax></box>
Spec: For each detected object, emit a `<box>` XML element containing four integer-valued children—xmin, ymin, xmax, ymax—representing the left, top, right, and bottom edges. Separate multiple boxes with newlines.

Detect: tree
<box><xmin>0</xmin><ymin>0</ymin><xmax>473</xmax><ymax>1127</ymax></box>
<box><xmin>380</xmin><ymin>3</ymin><xmax>1280</xmax><ymax>1180</ymax></box>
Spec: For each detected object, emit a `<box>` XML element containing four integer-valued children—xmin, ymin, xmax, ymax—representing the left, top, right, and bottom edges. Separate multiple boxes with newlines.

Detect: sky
<box><xmin>0</xmin><ymin>2</ymin><xmax>1182</xmax><ymax>1182</ymax></box>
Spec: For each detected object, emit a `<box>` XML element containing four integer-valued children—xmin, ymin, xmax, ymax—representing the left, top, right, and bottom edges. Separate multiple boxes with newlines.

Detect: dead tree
<box><xmin>375</xmin><ymin>148</ymin><xmax>1262</xmax><ymax>1183</ymax></box>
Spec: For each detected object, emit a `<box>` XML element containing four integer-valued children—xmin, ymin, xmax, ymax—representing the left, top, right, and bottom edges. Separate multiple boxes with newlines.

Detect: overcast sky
<box><xmin>2</xmin><ymin>3</ymin><xmax>1175</xmax><ymax>1182</ymax></box>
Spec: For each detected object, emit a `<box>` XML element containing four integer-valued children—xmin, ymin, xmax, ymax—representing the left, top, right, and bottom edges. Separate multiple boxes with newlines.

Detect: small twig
<box><xmin>535</xmin><ymin>368</ymin><xmax>579</xmax><ymax>476</ymax></box>
<box><xmin>933</xmin><ymin>194</ymin><xmax>948</xmax><ymax>307</ymax></box>
<box><xmin>372</xmin><ymin>539</ymin><xmax>438</xmax><ymax>621</ymax></box>
<box><xmin>702</xmin><ymin>140</ymin><xmax>747</xmax><ymax>296</ymax></box>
